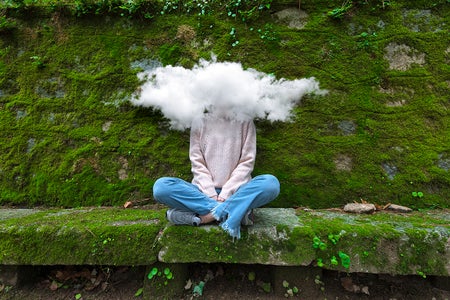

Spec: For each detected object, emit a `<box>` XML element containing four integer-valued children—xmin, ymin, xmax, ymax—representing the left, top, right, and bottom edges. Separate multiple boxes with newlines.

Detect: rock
<box><xmin>274</xmin><ymin>8</ymin><xmax>309</xmax><ymax>29</ymax></box>
<box><xmin>343</xmin><ymin>203</ymin><xmax>376</xmax><ymax>214</ymax></box>
<box><xmin>385</xmin><ymin>204</ymin><xmax>413</xmax><ymax>213</ymax></box>
<box><xmin>384</xmin><ymin>42</ymin><xmax>425</xmax><ymax>71</ymax></box>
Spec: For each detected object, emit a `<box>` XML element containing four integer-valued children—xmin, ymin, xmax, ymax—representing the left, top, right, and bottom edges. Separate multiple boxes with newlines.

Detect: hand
<box><xmin>211</xmin><ymin>195</ymin><xmax>226</xmax><ymax>202</ymax></box>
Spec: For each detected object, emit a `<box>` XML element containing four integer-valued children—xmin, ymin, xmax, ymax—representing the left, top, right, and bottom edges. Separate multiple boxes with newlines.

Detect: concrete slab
<box><xmin>0</xmin><ymin>207</ymin><xmax>448</xmax><ymax>277</ymax></box>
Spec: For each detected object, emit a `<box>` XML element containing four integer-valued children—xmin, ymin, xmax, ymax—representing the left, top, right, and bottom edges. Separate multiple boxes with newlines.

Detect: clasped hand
<box><xmin>212</xmin><ymin>195</ymin><xmax>226</xmax><ymax>202</ymax></box>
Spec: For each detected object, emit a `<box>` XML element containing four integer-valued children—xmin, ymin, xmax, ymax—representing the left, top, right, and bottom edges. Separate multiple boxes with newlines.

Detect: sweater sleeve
<box><xmin>189</xmin><ymin>118</ymin><xmax>218</xmax><ymax>198</ymax></box>
<box><xmin>218</xmin><ymin>120</ymin><xmax>256</xmax><ymax>200</ymax></box>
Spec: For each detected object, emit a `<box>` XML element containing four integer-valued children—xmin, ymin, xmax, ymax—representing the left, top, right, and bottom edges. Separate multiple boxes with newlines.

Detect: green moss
<box><xmin>154</xmin><ymin>208</ymin><xmax>450</xmax><ymax>275</ymax></box>
<box><xmin>0</xmin><ymin>207</ymin><xmax>448</xmax><ymax>275</ymax></box>
<box><xmin>0</xmin><ymin>208</ymin><xmax>166</xmax><ymax>265</ymax></box>
<box><xmin>0</xmin><ymin>0</ymin><xmax>448</xmax><ymax>208</ymax></box>
<box><xmin>159</xmin><ymin>221</ymin><xmax>316</xmax><ymax>265</ymax></box>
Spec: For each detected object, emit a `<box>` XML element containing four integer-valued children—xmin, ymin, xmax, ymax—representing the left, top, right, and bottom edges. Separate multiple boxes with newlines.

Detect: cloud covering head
<box><xmin>131</xmin><ymin>58</ymin><xmax>326</xmax><ymax>130</ymax></box>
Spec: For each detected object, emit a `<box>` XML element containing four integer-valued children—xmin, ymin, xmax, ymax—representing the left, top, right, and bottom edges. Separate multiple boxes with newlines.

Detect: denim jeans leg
<box><xmin>153</xmin><ymin>177</ymin><xmax>217</xmax><ymax>216</ymax></box>
<box><xmin>212</xmin><ymin>174</ymin><xmax>280</xmax><ymax>238</ymax></box>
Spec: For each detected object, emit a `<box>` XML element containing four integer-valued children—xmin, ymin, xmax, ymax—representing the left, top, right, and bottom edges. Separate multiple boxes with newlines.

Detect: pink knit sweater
<box><xmin>190</xmin><ymin>115</ymin><xmax>256</xmax><ymax>200</ymax></box>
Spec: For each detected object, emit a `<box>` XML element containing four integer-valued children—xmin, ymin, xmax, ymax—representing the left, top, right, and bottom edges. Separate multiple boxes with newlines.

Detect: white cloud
<box><xmin>131</xmin><ymin>57</ymin><xmax>326</xmax><ymax>130</ymax></box>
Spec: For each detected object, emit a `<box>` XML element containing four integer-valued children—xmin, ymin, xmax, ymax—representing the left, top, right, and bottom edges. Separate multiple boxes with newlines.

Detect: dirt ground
<box><xmin>1</xmin><ymin>263</ymin><xmax>449</xmax><ymax>300</ymax></box>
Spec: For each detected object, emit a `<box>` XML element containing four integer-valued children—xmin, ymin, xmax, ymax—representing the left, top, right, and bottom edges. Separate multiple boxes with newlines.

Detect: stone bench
<box><xmin>0</xmin><ymin>207</ymin><xmax>449</xmax><ymax>298</ymax></box>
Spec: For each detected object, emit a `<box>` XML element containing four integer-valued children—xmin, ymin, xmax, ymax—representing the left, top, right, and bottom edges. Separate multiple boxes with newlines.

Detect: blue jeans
<box><xmin>153</xmin><ymin>174</ymin><xmax>280</xmax><ymax>239</ymax></box>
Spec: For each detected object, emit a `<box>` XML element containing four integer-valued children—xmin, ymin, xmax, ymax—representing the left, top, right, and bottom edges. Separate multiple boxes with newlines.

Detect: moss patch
<box><xmin>0</xmin><ymin>207</ymin><xmax>448</xmax><ymax>275</ymax></box>
<box><xmin>157</xmin><ymin>208</ymin><xmax>450</xmax><ymax>276</ymax></box>
<box><xmin>0</xmin><ymin>207</ymin><xmax>166</xmax><ymax>265</ymax></box>
<box><xmin>0</xmin><ymin>0</ymin><xmax>448</xmax><ymax>208</ymax></box>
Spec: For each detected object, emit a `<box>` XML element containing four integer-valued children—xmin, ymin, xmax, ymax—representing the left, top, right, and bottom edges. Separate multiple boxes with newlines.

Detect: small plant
<box><xmin>229</xmin><ymin>27</ymin><xmax>239</xmax><ymax>47</ymax></box>
<box><xmin>102</xmin><ymin>237</ymin><xmax>114</xmax><ymax>245</ymax></box>
<box><xmin>312</xmin><ymin>236</ymin><xmax>327</xmax><ymax>250</ymax></box>
<box><xmin>316</xmin><ymin>258</ymin><xmax>324</xmax><ymax>267</ymax></box>
<box><xmin>226</xmin><ymin>0</ymin><xmax>272</xmax><ymax>23</ymax></box>
<box><xmin>0</xmin><ymin>15</ymin><xmax>17</xmax><ymax>32</ymax></box>
<box><xmin>412</xmin><ymin>191</ymin><xmax>424</xmax><ymax>198</ymax></box>
<box><xmin>327</xmin><ymin>0</ymin><xmax>352</xmax><ymax>19</ymax></box>
<box><xmin>380</xmin><ymin>0</ymin><xmax>391</xmax><ymax>9</ymax></box>
<box><xmin>330</xmin><ymin>255</ymin><xmax>338</xmax><ymax>266</ymax></box>
<box><xmin>312</xmin><ymin>234</ymin><xmax>351</xmax><ymax>269</ymax></box>
<box><xmin>30</xmin><ymin>55</ymin><xmax>45</xmax><ymax>69</ymax></box>
<box><xmin>147</xmin><ymin>267</ymin><xmax>174</xmax><ymax>286</ymax></box>
<box><xmin>357</xmin><ymin>31</ymin><xmax>377</xmax><ymax>50</ymax></box>
<box><xmin>338</xmin><ymin>251</ymin><xmax>351</xmax><ymax>269</ymax></box>
<box><xmin>160</xmin><ymin>0</ymin><xmax>180</xmax><ymax>15</ymax></box>
<box><xmin>282</xmin><ymin>280</ymin><xmax>299</xmax><ymax>297</ymax></box>
<box><xmin>314</xmin><ymin>275</ymin><xmax>325</xmax><ymax>292</ymax></box>
<box><xmin>2</xmin><ymin>0</ymin><xmax>31</xmax><ymax>10</ymax></box>
<box><xmin>118</xmin><ymin>0</ymin><xmax>140</xmax><ymax>17</ymax></box>
<box><xmin>257</xmin><ymin>23</ymin><xmax>279</xmax><ymax>43</ymax></box>
<box><xmin>417</xmin><ymin>270</ymin><xmax>426</xmax><ymax>278</ymax></box>
<box><xmin>328</xmin><ymin>233</ymin><xmax>340</xmax><ymax>245</ymax></box>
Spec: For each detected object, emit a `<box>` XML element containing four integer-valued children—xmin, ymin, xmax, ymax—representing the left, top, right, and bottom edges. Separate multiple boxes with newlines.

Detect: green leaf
<box><xmin>331</xmin><ymin>256</ymin><xmax>338</xmax><ymax>265</ymax></box>
<box><xmin>317</xmin><ymin>258</ymin><xmax>324</xmax><ymax>267</ymax></box>
<box><xmin>248</xmin><ymin>271</ymin><xmax>256</xmax><ymax>281</ymax></box>
<box><xmin>262</xmin><ymin>282</ymin><xmax>271</xmax><ymax>293</ymax></box>
<box><xmin>312</xmin><ymin>236</ymin><xmax>321</xmax><ymax>248</ymax></box>
<box><xmin>134</xmin><ymin>288</ymin><xmax>143</xmax><ymax>297</ymax></box>
<box><xmin>339</xmin><ymin>251</ymin><xmax>351</xmax><ymax>269</ymax></box>
<box><xmin>148</xmin><ymin>267</ymin><xmax>158</xmax><ymax>279</ymax></box>
<box><xmin>75</xmin><ymin>294</ymin><xmax>82</xmax><ymax>300</ymax></box>
<box><xmin>319</xmin><ymin>242</ymin><xmax>327</xmax><ymax>250</ymax></box>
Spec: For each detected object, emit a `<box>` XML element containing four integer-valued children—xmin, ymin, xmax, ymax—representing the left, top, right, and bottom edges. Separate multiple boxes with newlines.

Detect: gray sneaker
<box><xmin>166</xmin><ymin>209</ymin><xmax>201</xmax><ymax>226</ymax></box>
<box><xmin>241</xmin><ymin>209</ymin><xmax>254</xmax><ymax>226</ymax></box>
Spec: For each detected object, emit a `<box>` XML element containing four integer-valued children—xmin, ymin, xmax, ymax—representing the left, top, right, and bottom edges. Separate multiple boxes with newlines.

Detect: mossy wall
<box><xmin>0</xmin><ymin>0</ymin><xmax>449</xmax><ymax>209</ymax></box>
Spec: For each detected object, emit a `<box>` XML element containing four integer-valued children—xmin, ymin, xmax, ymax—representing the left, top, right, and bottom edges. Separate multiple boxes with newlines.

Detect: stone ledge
<box><xmin>0</xmin><ymin>207</ymin><xmax>449</xmax><ymax>277</ymax></box>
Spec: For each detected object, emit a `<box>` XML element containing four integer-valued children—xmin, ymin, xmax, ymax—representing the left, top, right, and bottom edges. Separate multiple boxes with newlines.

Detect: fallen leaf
<box><xmin>124</xmin><ymin>201</ymin><xmax>133</xmax><ymax>208</ymax></box>
<box><xmin>184</xmin><ymin>279</ymin><xmax>192</xmax><ymax>290</ymax></box>
<box><xmin>50</xmin><ymin>280</ymin><xmax>59</xmax><ymax>291</ymax></box>
<box><xmin>134</xmin><ymin>287</ymin><xmax>143</xmax><ymax>297</ymax></box>
<box><xmin>361</xmin><ymin>286</ymin><xmax>370</xmax><ymax>295</ymax></box>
